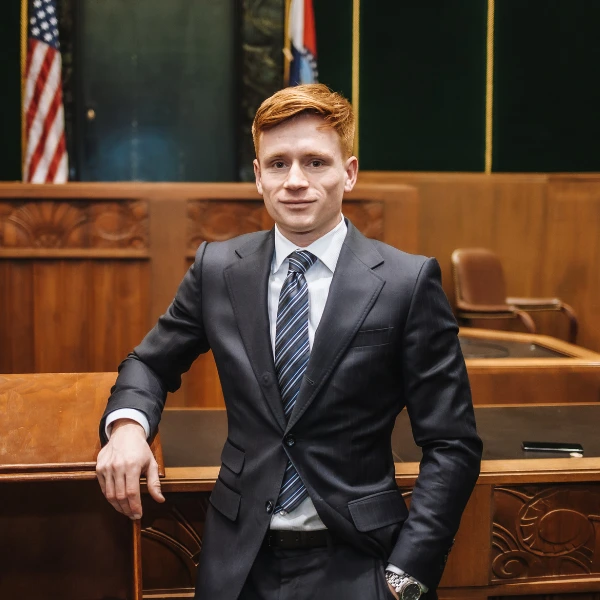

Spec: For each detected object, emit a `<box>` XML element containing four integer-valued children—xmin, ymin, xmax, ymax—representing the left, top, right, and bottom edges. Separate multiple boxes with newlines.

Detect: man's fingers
<box><xmin>125</xmin><ymin>467</ymin><xmax>144</xmax><ymax>519</ymax></box>
<box><xmin>113</xmin><ymin>467</ymin><xmax>136</xmax><ymax>518</ymax></box>
<box><xmin>103</xmin><ymin>471</ymin><xmax>126</xmax><ymax>515</ymax></box>
<box><xmin>96</xmin><ymin>467</ymin><xmax>107</xmax><ymax>496</ymax></box>
<box><xmin>145</xmin><ymin>458</ymin><xmax>165</xmax><ymax>503</ymax></box>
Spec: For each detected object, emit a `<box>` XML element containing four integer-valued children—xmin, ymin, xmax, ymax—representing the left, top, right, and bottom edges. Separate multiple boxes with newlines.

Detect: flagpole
<box><xmin>352</xmin><ymin>0</ymin><xmax>360</xmax><ymax>158</ymax></box>
<box><xmin>21</xmin><ymin>0</ymin><xmax>28</xmax><ymax>179</ymax></box>
<box><xmin>485</xmin><ymin>0</ymin><xmax>495</xmax><ymax>174</ymax></box>
<box><xmin>283</xmin><ymin>0</ymin><xmax>293</xmax><ymax>86</ymax></box>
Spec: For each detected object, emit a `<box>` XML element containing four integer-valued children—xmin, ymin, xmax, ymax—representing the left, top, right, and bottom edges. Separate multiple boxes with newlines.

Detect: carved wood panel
<box><xmin>141</xmin><ymin>492</ymin><xmax>210</xmax><ymax>594</ymax></box>
<box><xmin>343</xmin><ymin>201</ymin><xmax>384</xmax><ymax>240</ymax></box>
<box><xmin>187</xmin><ymin>200</ymin><xmax>267</xmax><ymax>250</ymax></box>
<box><xmin>493</xmin><ymin>485</ymin><xmax>600</xmax><ymax>583</ymax></box>
<box><xmin>0</xmin><ymin>185</ymin><xmax>415</xmax><ymax>405</ymax></box>
<box><xmin>0</xmin><ymin>200</ymin><xmax>148</xmax><ymax>249</ymax></box>
<box><xmin>186</xmin><ymin>199</ymin><xmax>384</xmax><ymax>255</ymax></box>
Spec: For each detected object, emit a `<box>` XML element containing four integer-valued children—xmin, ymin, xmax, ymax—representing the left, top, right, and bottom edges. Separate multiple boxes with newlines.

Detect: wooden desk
<box><xmin>142</xmin><ymin>406</ymin><xmax>600</xmax><ymax>600</ymax></box>
<box><xmin>0</xmin><ymin>373</ymin><xmax>163</xmax><ymax>600</ymax></box>
<box><xmin>460</xmin><ymin>329</ymin><xmax>600</xmax><ymax>406</ymax></box>
<box><xmin>3</xmin><ymin>371</ymin><xmax>599</xmax><ymax>599</ymax></box>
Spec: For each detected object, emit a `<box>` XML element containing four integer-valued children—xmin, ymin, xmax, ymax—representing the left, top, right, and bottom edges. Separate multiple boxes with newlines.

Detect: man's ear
<box><xmin>343</xmin><ymin>156</ymin><xmax>359</xmax><ymax>193</ymax></box>
<box><xmin>253</xmin><ymin>159</ymin><xmax>263</xmax><ymax>195</ymax></box>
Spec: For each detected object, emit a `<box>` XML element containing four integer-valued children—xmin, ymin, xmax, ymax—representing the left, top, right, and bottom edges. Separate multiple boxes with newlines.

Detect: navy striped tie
<box><xmin>274</xmin><ymin>249</ymin><xmax>317</xmax><ymax>514</ymax></box>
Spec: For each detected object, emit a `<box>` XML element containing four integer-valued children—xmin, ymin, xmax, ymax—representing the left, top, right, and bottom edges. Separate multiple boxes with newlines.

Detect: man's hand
<box><xmin>387</xmin><ymin>583</ymin><xmax>399</xmax><ymax>599</ymax></box>
<box><xmin>96</xmin><ymin>419</ymin><xmax>165</xmax><ymax>519</ymax></box>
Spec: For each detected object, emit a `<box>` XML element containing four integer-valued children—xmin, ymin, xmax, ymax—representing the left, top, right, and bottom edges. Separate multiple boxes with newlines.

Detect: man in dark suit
<box><xmin>97</xmin><ymin>84</ymin><xmax>482</xmax><ymax>600</ymax></box>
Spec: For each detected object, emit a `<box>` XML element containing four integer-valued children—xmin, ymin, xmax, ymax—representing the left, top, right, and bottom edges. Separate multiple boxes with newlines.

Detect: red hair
<box><xmin>252</xmin><ymin>84</ymin><xmax>355</xmax><ymax>158</ymax></box>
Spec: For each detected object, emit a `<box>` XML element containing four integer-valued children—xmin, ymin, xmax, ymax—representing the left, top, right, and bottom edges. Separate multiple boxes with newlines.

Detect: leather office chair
<box><xmin>451</xmin><ymin>248</ymin><xmax>578</xmax><ymax>343</ymax></box>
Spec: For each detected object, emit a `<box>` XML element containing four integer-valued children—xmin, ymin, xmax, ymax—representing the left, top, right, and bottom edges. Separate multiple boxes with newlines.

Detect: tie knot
<box><xmin>288</xmin><ymin>250</ymin><xmax>317</xmax><ymax>275</ymax></box>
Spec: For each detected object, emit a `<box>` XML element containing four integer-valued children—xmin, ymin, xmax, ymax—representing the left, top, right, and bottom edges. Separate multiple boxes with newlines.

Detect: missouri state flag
<box><xmin>288</xmin><ymin>0</ymin><xmax>318</xmax><ymax>85</ymax></box>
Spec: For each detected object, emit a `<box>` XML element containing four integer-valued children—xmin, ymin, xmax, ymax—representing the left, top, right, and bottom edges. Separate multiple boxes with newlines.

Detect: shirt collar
<box><xmin>272</xmin><ymin>215</ymin><xmax>348</xmax><ymax>275</ymax></box>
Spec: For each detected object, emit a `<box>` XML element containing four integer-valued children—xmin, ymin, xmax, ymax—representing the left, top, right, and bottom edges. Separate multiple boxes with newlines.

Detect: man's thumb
<box><xmin>146</xmin><ymin>459</ymin><xmax>165</xmax><ymax>503</ymax></box>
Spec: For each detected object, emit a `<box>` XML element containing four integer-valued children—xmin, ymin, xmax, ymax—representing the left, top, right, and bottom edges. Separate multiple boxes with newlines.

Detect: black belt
<box><xmin>263</xmin><ymin>529</ymin><xmax>336</xmax><ymax>550</ymax></box>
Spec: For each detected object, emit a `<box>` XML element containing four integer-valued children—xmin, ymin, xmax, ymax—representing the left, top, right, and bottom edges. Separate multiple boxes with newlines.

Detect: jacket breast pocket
<box><xmin>348</xmin><ymin>327</ymin><xmax>394</xmax><ymax>348</ymax></box>
<box><xmin>348</xmin><ymin>489</ymin><xmax>408</xmax><ymax>532</ymax></box>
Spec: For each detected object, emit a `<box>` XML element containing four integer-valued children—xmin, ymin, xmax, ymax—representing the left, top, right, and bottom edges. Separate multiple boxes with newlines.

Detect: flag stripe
<box><xmin>31</xmin><ymin>100</ymin><xmax>65</xmax><ymax>183</ymax></box>
<box><xmin>303</xmin><ymin>0</ymin><xmax>317</xmax><ymax>56</ymax></box>
<box><xmin>45</xmin><ymin>125</ymin><xmax>67</xmax><ymax>183</ymax></box>
<box><xmin>24</xmin><ymin>39</ymin><xmax>46</xmax><ymax>110</ymax></box>
<box><xmin>27</xmin><ymin>81</ymin><xmax>62</xmax><ymax>181</ymax></box>
<box><xmin>25</xmin><ymin>45</ymin><xmax>56</xmax><ymax>136</ymax></box>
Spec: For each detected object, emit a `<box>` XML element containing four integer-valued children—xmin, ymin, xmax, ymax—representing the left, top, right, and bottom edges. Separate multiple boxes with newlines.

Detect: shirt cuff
<box><xmin>386</xmin><ymin>564</ymin><xmax>428</xmax><ymax>593</ymax></box>
<box><xmin>105</xmin><ymin>409</ymin><xmax>150</xmax><ymax>440</ymax></box>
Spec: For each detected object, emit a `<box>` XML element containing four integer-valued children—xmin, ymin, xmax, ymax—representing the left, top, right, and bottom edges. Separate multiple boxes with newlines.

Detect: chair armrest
<box><xmin>506</xmin><ymin>297</ymin><xmax>561</xmax><ymax>309</ymax></box>
<box><xmin>455</xmin><ymin>300</ymin><xmax>537</xmax><ymax>333</ymax></box>
<box><xmin>456</xmin><ymin>300</ymin><xmax>516</xmax><ymax>314</ymax></box>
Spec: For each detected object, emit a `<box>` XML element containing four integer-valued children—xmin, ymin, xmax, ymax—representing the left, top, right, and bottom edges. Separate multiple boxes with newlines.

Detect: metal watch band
<box><xmin>385</xmin><ymin>571</ymin><xmax>423</xmax><ymax>599</ymax></box>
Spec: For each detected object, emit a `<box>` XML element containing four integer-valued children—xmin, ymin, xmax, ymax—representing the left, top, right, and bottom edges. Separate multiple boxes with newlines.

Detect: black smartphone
<box><xmin>522</xmin><ymin>441</ymin><xmax>584</xmax><ymax>454</ymax></box>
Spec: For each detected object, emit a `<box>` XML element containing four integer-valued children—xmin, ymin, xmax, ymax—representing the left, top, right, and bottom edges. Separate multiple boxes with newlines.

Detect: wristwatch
<box><xmin>385</xmin><ymin>571</ymin><xmax>423</xmax><ymax>600</ymax></box>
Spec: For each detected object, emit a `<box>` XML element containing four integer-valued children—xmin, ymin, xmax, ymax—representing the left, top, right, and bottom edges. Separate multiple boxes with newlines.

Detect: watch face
<box><xmin>401</xmin><ymin>582</ymin><xmax>422</xmax><ymax>600</ymax></box>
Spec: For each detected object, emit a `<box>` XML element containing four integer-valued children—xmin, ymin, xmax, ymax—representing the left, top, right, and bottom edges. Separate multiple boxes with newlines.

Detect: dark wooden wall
<box><xmin>0</xmin><ymin>182</ymin><xmax>418</xmax><ymax>408</ymax></box>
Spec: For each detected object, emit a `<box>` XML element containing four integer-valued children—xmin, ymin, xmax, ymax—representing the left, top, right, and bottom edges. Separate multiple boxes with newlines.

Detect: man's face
<box><xmin>254</xmin><ymin>114</ymin><xmax>358</xmax><ymax>245</ymax></box>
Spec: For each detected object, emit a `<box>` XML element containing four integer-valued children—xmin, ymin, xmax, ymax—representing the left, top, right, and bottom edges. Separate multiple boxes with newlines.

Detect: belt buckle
<box><xmin>265</xmin><ymin>531</ymin><xmax>274</xmax><ymax>549</ymax></box>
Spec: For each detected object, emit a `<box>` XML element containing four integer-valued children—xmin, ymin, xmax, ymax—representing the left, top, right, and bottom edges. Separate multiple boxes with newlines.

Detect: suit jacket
<box><xmin>100</xmin><ymin>220</ymin><xmax>482</xmax><ymax>600</ymax></box>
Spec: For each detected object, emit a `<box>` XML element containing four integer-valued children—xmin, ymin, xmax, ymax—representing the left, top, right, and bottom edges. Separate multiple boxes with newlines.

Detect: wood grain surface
<box><xmin>0</xmin><ymin>182</ymin><xmax>418</xmax><ymax>409</ymax></box>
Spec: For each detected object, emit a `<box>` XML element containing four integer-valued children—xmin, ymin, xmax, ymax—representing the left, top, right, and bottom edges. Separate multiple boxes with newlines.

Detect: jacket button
<box><xmin>265</xmin><ymin>500</ymin><xmax>274</xmax><ymax>514</ymax></box>
<box><xmin>285</xmin><ymin>434</ymin><xmax>295</xmax><ymax>447</ymax></box>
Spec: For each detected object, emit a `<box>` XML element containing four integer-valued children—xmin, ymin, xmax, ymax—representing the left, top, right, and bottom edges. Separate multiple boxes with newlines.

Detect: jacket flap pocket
<box><xmin>348</xmin><ymin>489</ymin><xmax>408</xmax><ymax>532</ymax></box>
<box><xmin>349</xmin><ymin>327</ymin><xmax>394</xmax><ymax>348</ymax></box>
<box><xmin>221</xmin><ymin>439</ymin><xmax>245</xmax><ymax>474</ymax></box>
<box><xmin>209</xmin><ymin>478</ymin><xmax>241</xmax><ymax>521</ymax></box>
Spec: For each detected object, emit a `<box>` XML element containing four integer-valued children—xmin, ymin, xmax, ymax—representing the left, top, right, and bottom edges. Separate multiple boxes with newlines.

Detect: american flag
<box><xmin>23</xmin><ymin>0</ymin><xmax>68</xmax><ymax>183</ymax></box>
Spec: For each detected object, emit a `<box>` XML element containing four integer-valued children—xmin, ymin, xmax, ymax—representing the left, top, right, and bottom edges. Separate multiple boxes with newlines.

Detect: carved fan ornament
<box><xmin>492</xmin><ymin>485</ymin><xmax>600</xmax><ymax>582</ymax></box>
<box><xmin>89</xmin><ymin>201</ymin><xmax>148</xmax><ymax>248</ymax></box>
<box><xmin>3</xmin><ymin>202</ymin><xmax>87</xmax><ymax>248</ymax></box>
<box><xmin>0</xmin><ymin>201</ymin><xmax>148</xmax><ymax>249</ymax></box>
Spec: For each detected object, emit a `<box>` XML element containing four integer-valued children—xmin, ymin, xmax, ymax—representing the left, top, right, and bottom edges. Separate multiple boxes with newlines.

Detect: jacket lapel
<box><xmin>224</xmin><ymin>230</ymin><xmax>287</xmax><ymax>431</ymax></box>
<box><xmin>286</xmin><ymin>222</ymin><xmax>385</xmax><ymax>432</ymax></box>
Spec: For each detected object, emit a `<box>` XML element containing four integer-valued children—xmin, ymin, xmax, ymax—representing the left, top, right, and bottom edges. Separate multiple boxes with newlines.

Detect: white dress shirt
<box><xmin>267</xmin><ymin>215</ymin><xmax>347</xmax><ymax>531</ymax></box>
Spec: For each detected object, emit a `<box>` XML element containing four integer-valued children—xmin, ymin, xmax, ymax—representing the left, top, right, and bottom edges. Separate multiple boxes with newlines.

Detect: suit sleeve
<box><xmin>388</xmin><ymin>257</ymin><xmax>483</xmax><ymax>589</ymax></box>
<box><xmin>99</xmin><ymin>242</ymin><xmax>211</xmax><ymax>444</ymax></box>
